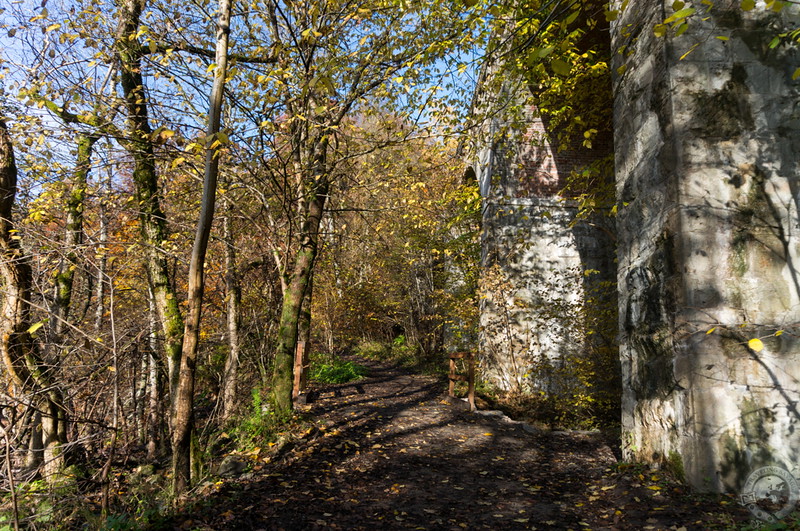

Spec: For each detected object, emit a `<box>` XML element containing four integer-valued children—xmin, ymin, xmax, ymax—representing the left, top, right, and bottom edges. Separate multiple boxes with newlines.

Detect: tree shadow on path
<box><xmin>165</xmin><ymin>358</ymin><xmax>751</xmax><ymax>530</ymax></box>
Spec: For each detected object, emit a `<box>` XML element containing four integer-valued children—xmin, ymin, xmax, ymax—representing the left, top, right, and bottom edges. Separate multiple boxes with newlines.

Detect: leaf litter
<box><xmin>165</xmin><ymin>357</ymin><xmax>753</xmax><ymax>530</ymax></box>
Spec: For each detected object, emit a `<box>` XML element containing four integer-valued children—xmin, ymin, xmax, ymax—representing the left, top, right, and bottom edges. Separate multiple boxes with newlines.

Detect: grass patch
<box><xmin>352</xmin><ymin>340</ymin><xmax>390</xmax><ymax>360</ymax></box>
<box><xmin>352</xmin><ymin>337</ymin><xmax>447</xmax><ymax>376</ymax></box>
<box><xmin>231</xmin><ymin>388</ymin><xmax>282</xmax><ymax>450</ymax></box>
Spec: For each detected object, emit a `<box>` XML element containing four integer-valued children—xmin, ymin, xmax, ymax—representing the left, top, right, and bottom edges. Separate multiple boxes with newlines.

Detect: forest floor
<box><xmin>165</xmin><ymin>358</ymin><xmax>758</xmax><ymax>530</ymax></box>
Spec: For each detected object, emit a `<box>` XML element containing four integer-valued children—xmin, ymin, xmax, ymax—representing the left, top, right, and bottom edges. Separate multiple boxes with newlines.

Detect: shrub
<box><xmin>233</xmin><ymin>388</ymin><xmax>280</xmax><ymax>450</ymax></box>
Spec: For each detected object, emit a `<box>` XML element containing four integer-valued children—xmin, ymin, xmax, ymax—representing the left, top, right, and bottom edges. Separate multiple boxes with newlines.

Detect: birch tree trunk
<box><xmin>221</xmin><ymin>207</ymin><xmax>241</xmax><ymax>420</ymax></box>
<box><xmin>146</xmin><ymin>286</ymin><xmax>165</xmax><ymax>460</ymax></box>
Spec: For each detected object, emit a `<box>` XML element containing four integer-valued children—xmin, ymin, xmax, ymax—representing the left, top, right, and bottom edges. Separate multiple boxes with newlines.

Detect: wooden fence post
<box><xmin>293</xmin><ymin>340</ymin><xmax>306</xmax><ymax>400</ymax></box>
<box><xmin>448</xmin><ymin>352</ymin><xmax>475</xmax><ymax>411</ymax></box>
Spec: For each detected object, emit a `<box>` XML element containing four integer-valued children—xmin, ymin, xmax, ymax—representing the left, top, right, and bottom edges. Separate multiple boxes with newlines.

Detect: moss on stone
<box><xmin>666</xmin><ymin>450</ymin><xmax>686</xmax><ymax>483</ymax></box>
<box><xmin>718</xmin><ymin>431</ymin><xmax>749</xmax><ymax>490</ymax></box>
<box><xmin>692</xmin><ymin>64</ymin><xmax>753</xmax><ymax>139</ymax></box>
<box><xmin>730</xmin><ymin>234</ymin><xmax>749</xmax><ymax>277</ymax></box>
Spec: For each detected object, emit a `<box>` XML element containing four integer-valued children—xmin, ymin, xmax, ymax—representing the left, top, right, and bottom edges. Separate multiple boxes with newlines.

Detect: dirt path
<box><xmin>169</xmin><ymin>358</ymin><xmax>750</xmax><ymax>530</ymax></box>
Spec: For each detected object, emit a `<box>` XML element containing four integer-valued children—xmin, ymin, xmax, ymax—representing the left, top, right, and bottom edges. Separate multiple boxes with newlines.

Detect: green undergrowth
<box><xmin>353</xmin><ymin>336</ymin><xmax>448</xmax><ymax>376</ymax></box>
<box><xmin>0</xmin><ymin>463</ymin><xmax>170</xmax><ymax>530</ymax></box>
<box><xmin>229</xmin><ymin>388</ymin><xmax>285</xmax><ymax>451</ymax></box>
<box><xmin>309</xmin><ymin>353</ymin><xmax>368</xmax><ymax>384</ymax></box>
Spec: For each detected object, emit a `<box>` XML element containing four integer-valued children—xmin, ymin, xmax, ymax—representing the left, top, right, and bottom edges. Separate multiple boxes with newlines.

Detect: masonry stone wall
<box><xmin>612</xmin><ymin>0</ymin><xmax>800</xmax><ymax>491</ymax></box>
<box><xmin>474</xmin><ymin>93</ymin><xmax>615</xmax><ymax>392</ymax></box>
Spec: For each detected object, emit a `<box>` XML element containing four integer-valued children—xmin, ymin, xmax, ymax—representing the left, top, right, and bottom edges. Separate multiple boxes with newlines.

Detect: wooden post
<box><xmin>467</xmin><ymin>355</ymin><xmax>475</xmax><ymax>411</ymax></box>
<box><xmin>292</xmin><ymin>340</ymin><xmax>306</xmax><ymax>400</ymax></box>
<box><xmin>448</xmin><ymin>352</ymin><xmax>475</xmax><ymax>411</ymax></box>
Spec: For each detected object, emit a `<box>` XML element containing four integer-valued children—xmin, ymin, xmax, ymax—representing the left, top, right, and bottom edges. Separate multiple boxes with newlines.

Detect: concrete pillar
<box><xmin>474</xmin><ymin>87</ymin><xmax>616</xmax><ymax>398</ymax></box>
<box><xmin>612</xmin><ymin>0</ymin><xmax>800</xmax><ymax>491</ymax></box>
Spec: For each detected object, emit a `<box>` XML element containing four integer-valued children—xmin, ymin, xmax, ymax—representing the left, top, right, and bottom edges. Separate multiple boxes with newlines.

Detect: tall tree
<box><xmin>113</xmin><ymin>0</ymin><xmax>185</xmax><ymax>403</ymax></box>
<box><xmin>220</xmin><ymin>199</ymin><xmax>242</xmax><ymax>419</ymax></box>
<box><xmin>171</xmin><ymin>0</ymin><xmax>233</xmax><ymax>493</ymax></box>
<box><xmin>51</xmin><ymin>130</ymin><xmax>99</xmax><ymax>338</ymax></box>
<box><xmin>0</xmin><ymin>117</ymin><xmax>68</xmax><ymax>479</ymax></box>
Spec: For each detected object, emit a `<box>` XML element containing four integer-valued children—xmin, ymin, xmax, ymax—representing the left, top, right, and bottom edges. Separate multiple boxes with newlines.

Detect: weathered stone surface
<box><xmin>479</xmin><ymin>196</ymin><xmax>606</xmax><ymax>390</ymax></box>
<box><xmin>471</xmin><ymin>80</ymin><xmax>615</xmax><ymax>393</ymax></box>
<box><xmin>612</xmin><ymin>0</ymin><xmax>800</xmax><ymax>492</ymax></box>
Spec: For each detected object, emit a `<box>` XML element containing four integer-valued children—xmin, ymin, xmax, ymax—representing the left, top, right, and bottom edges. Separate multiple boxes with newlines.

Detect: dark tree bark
<box><xmin>0</xmin><ymin>119</ymin><xmax>67</xmax><ymax>479</ymax></box>
<box><xmin>114</xmin><ymin>0</ymin><xmax>185</xmax><ymax>406</ymax></box>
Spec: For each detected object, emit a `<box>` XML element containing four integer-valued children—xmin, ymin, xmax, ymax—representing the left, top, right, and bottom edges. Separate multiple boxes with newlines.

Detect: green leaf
<box><xmin>664</xmin><ymin>7</ymin><xmax>696</xmax><ymax>24</ymax></box>
<box><xmin>654</xmin><ymin>24</ymin><xmax>667</xmax><ymax>38</ymax></box>
<box><xmin>536</xmin><ymin>46</ymin><xmax>555</xmax><ymax>59</ymax></box>
<box><xmin>741</xmin><ymin>0</ymin><xmax>755</xmax><ymax>10</ymax></box>
<box><xmin>551</xmin><ymin>58</ymin><xmax>571</xmax><ymax>76</ymax></box>
<box><xmin>793</xmin><ymin>67</ymin><xmax>800</xmax><ymax>81</ymax></box>
<box><xmin>565</xmin><ymin>9</ymin><xmax>580</xmax><ymax>25</ymax></box>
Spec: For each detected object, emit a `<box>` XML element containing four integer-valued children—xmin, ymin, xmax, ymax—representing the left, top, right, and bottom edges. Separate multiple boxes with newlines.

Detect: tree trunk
<box><xmin>26</xmin><ymin>411</ymin><xmax>43</xmax><ymax>473</ymax></box>
<box><xmin>293</xmin><ymin>271</ymin><xmax>313</xmax><ymax>400</ymax></box>
<box><xmin>172</xmin><ymin>0</ymin><xmax>232</xmax><ymax>494</ymax></box>
<box><xmin>0</xmin><ymin>118</ymin><xmax>67</xmax><ymax>479</ymax></box>
<box><xmin>135</xmin><ymin>347</ymin><xmax>147</xmax><ymax>445</ymax></box>
<box><xmin>43</xmin><ymin>131</ymin><xmax>99</xmax><ymax>472</ymax></box>
<box><xmin>114</xmin><ymin>0</ymin><xmax>184</xmax><ymax>406</ymax></box>
<box><xmin>95</xmin><ymin>162</ymin><xmax>111</xmax><ymax>332</ymax></box>
<box><xmin>271</xmin><ymin>177</ymin><xmax>329</xmax><ymax>418</ymax></box>
<box><xmin>41</xmin><ymin>388</ymin><xmax>67</xmax><ymax>479</ymax></box>
<box><xmin>221</xmin><ymin>207</ymin><xmax>241</xmax><ymax>420</ymax></box>
<box><xmin>53</xmin><ymin>132</ymin><xmax>98</xmax><ymax>336</ymax></box>
<box><xmin>146</xmin><ymin>286</ymin><xmax>165</xmax><ymax>460</ymax></box>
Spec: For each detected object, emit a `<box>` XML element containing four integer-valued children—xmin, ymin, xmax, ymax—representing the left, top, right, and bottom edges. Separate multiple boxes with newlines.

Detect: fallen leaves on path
<box><xmin>166</xmin><ymin>359</ymin><xmax>752</xmax><ymax>530</ymax></box>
